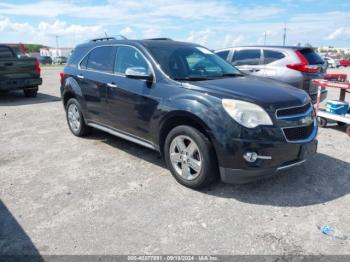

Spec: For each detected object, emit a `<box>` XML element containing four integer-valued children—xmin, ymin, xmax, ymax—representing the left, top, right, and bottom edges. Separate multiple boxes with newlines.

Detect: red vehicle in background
<box><xmin>339</xmin><ymin>58</ymin><xmax>350</xmax><ymax>67</ymax></box>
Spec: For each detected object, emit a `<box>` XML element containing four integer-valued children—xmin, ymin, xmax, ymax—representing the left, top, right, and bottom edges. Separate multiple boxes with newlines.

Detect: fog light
<box><xmin>243</xmin><ymin>152</ymin><xmax>272</xmax><ymax>163</ymax></box>
<box><xmin>243</xmin><ymin>152</ymin><xmax>258</xmax><ymax>163</ymax></box>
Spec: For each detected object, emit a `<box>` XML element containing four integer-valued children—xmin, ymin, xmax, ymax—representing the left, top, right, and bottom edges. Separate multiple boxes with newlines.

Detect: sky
<box><xmin>0</xmin><ymin>0</ymin><xmax>349</xmax><ymax>49</ymax></box>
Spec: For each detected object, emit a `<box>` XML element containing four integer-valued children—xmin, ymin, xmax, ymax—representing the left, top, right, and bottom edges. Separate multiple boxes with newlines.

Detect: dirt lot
<box><xmin>0</xmin><ymin>67</ymin><xmax>350</xmax><ymax>256</ymax></box>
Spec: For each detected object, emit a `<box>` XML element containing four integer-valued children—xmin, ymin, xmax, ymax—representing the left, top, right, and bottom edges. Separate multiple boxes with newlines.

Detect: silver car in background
<box><xmin>215</xmin><ymin>46</ymin><xmax>328</xmax><ymax>103</ymax></box>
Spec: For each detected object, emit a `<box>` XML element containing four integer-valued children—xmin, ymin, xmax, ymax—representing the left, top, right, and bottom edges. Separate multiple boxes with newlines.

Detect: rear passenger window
<box><xmin>216</xmin><ymin>50</ymin><xmax>229</xmax><ymax>60</ymax></box>
<box><xmin>85</xmin><ymin>46</ymin><xmax>116</xmax><ymax>73</ymax></box>
<box><xmin>0</xmin><ymin>46</ymin><xmax>14</xmax><ymax>59</ymax></box>
<box><xmin>115</xmin><ymin>46</ymin><xmax>149</xmax><ymax>74</ymax></box>
<box><xmin>232</xmin><ymin>49</ymin><xmax>261</xmax><ymax>66</ymax></box>
<box><xmin>80</xmin><ymin>55</ymin><xmax>89</xmax><ymax>69</ymax></box>
<box><xmin>263</xmin><ymin>50</ymin><xmax>285</xmax><ymax>64</ymax></box>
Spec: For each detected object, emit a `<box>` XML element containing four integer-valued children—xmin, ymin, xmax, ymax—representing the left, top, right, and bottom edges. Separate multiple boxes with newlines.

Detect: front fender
<box><xmin>153</xmin><ymin>92</ymin><xmax>231</xmax><ymax>152</ymax></box>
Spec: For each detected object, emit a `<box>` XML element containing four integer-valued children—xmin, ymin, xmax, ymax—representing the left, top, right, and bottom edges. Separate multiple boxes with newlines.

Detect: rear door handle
<box><xmin>250</xmin><ymin>68</ymin><xmax>260</xmax><ymax>72</ymax></box>
<box><xmin>4</xmin><ymin>62</ymin><xmax>13</xmax><ymax>66</ymax></box>
<box><xmin>107</xmin><ymin>83</ymin><xmax>118</xmax><ymax>88</ymax></box>
<box><xmin>77</xmin><ymin>74</ymin><xmax>84</xmax><ymax>79</ymax></box>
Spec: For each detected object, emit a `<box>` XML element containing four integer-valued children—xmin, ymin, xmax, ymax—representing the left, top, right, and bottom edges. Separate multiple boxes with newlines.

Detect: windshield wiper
<box><xmin>218</xmin><ymin>73</ymin><xmax>244</xmax><ymax>77</ymax></box>
<box><xmin>173</xmin><ymin>76</ymin><xmax>214</xmax><ymax>81</ymax></box>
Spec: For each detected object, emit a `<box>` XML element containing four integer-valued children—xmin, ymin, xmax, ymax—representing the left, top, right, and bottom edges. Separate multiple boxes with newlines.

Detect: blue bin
<box><xmin>326</xmin><ymin>100</ymin><xmax>349</xmax><ymax>115</ymax></box>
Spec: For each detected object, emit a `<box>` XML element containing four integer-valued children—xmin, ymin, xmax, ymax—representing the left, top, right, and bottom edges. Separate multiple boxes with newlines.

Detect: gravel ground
<box><xmin>0</xmin><ymin>67</ymin><xmax>349</xmax><ymax>256</ymax></box>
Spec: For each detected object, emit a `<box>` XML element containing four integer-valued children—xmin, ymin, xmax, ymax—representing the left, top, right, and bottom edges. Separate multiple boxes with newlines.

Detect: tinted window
<box><xmin>69</xmin><ymin>47</ymin><xmax>89</xmax><ymax>67</ymax></box>
<box><xmin>147</xmin><ymin>45</ymin><xmax>241</xmax><ymax>80</ymax></box>
<box><xmin>263</xmin><ymin>50</ymin><xmax>285</xmax><ymax>64</ymax></box>
<box><xmin>115</xmin><ymin>46</ymin><xmax>149</xmax><ymax>74</ymax></box>
<box><xmin>86</xmin><ymin>46</ymin><xmax>116</xmax><ymax>73</ymax></box>
<box><xmin>186</xmin><ymin>52</ymin><xmax>222</xmax><ymax>74</ymax></box>
<box><xmin>216</xmin><ymin>50</ymin><xmax>229</xmax><ymax>60</ymax></box>
<box><xmin>80</xmin><ymin>55</ymin><xmax>89</xmax><ymax>69</ymax></box>
<box><xmin>232</xmin><ymin>49</ymin><xmax>261</xmax><ymax>66</ymax></box>
<box><xmin>0</xmin><ymin>46</ymin><xmax>15</xmax><ymax>59</ymax></box>
<box><xmin>299</xmin><ymin>49</ymin><xmax>324</xmax><ymax>65</ymax></box>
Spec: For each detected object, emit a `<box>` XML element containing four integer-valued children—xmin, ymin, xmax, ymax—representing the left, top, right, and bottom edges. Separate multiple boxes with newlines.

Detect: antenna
<box><xmin>283</xmin><ymin>23</ymin><xmax>287</xmax><ymax>46</ymax></box>
<box><xmin>104</xmin><ymin>32</ymin><xmax>108</xmax><ymax>37</ymax></box>
<box><xmin>264</xmin><ymin>31</ymin><xmax>267</xmax><ymax>45</ymax></box>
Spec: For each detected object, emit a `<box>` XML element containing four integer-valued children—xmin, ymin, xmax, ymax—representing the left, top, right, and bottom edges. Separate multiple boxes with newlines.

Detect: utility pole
<box><xmin>283</xmin><ymin>23</ymin><xmax>287</xmax><ymax>46</ymax></box>
<box><xmin>55</xmin><ymin>35</ymin><xmax>59</xmax><ymax>57</ymax></box>
<box><xmin>264</xmin><ymin>31</ymin><xmax>267</xmax><ymax>45</ymax></box>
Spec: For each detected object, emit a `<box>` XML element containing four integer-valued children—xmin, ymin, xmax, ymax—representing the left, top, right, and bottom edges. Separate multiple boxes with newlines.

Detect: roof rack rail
<box><xmin>89</xmin><ymin>35</ymin><xmax>127</xmax><ymax>42</ymax></box>
<box><xmin>146</xmin><ymin>38</ymin><xmax>173</xmax><ymax>41</ymax></box>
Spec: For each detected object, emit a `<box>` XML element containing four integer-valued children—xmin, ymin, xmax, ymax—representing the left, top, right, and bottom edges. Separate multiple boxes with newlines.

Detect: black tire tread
<box><xmin>66</xmin><ymin>98</ymin><xmax>92</xmax><ymax>137</ymax></box>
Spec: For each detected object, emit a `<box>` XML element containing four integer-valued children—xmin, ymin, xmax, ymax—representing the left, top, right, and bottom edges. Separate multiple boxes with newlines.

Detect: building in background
<box><xmin>40</xmin><ymin>47</ymin><xmax>73</xmax><ymax>59</ymax></box>
<box><xmin>317</xmin><ymin>47</ymin><xmax>350</xmax><ymax>58</ymax></box>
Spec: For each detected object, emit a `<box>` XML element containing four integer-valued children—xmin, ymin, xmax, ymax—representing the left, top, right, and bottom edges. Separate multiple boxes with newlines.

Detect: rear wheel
<box><xmin>164</xmin><ymin>125</ymin><xmax>218</xmax><ymax>189</ymax></box>
<box><xmin>23</xmin><ymin>87</ymin><xmax>38</xmax><ymax>97</ymax></box>
<box><xmin>66</xmin><ymin>98</ymin><xmax>92</xmax><ymax>137</ymax></box>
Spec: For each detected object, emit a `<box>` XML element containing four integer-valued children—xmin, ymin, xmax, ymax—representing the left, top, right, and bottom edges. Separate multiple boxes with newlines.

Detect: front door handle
<box><xmin>107</xmin><ymin>83</ymin><xmax>118</xmax><ymax>88</ymax></box>
<box><xmin>250</xmin><ymin>68</ymin><xmax>260</xmax><ymax>72</ymax></box>
<box><xmin>77</xmin><ymin>74</ymin><xmax>84</xmax><ymax>79</ymax></box>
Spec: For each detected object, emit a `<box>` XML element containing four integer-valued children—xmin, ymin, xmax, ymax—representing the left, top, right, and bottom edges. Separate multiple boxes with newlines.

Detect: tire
<box><xmin>65</xmin><ymin>98</ymin><xmax>92</xmax><ymax>137</ymax></box>
<box><xmin>347</xmin><ymin>126</ymin><xmax>350</xmax><ymax>137</ymax></box>
<box><xmin>23</xmin><ymin>87</ymin><xmax>38</xmax><ymax>97</ymax></box>
<box><xmin>164</xmin><ymin>125</ymin><xmax>218</xmax><ymax>189</ymax></box>
<box><xmin>318</xmin><ymin>117</ymin><xmax>327</xmax><ymax>128</ymax></box>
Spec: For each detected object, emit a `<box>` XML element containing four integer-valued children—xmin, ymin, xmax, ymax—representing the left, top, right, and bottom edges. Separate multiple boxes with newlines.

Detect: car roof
<box><xmin>216</xmin><ymin>45</ymin><xmax>315</xmax><ymax>51</ymax></box>
<box><xmin>76</xmin><ymin>38</ymin><xmax>198</xmax><ymax>49</ymax></box>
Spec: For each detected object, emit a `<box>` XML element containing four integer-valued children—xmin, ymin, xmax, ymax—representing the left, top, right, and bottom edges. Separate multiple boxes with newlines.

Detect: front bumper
<box><xmin>219</xmin><ymin>139</ymin><xmax>317</xmax><ymax>184</ymax></box>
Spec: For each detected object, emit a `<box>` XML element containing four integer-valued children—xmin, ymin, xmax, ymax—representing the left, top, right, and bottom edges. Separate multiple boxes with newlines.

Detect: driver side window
<box><xmin>115</xmin><ymin>46</ymin><xmax>149</xmax><ymax>74</ymax></box>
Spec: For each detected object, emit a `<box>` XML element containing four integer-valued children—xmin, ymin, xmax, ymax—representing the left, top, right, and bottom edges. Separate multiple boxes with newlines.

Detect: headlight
<box><xmin>222</xmin><ymin>99</ymin><xmax>273</xmax><ymax>128</ymax></box>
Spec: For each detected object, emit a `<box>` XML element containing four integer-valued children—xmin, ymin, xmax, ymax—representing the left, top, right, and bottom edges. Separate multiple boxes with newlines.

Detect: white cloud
<box><xmin>186</xmin><ymin>29</ymin><xmax>212</xmax><ymax>46</ymax></box>
<box><xmin>0</xmin><ymin>17</ymin><xmax>103</xmax><ymax>45</ymax></box>
<box><xmin>327</xmin><ymin>27</ymin><xmax>350</xmax><ymax>40</ymax></box>
<box><xmin>0</xmin><ymin>1</ymin><xmax>349</xmax><ymax>48</ymax></box>
<box><xmin>223</xmin><ymin>35</ymin><xmax>245</xmax><ymax>47</ymax></box>
<box><xmin>0</xmin><ymin>0</ymin><xmax>283</xmax><ymax>23</ymax></box>
<box><xmin>143</xmin><ymin>28</ymin><xmax>162</xmax><ymax>39</ymax></box>
<box><xmin>0</xmin><ymin>18</ymin><xmax>33</xmax><ymax>33</ymax></box>
<box><xmin>37</xmin><ymin>20</ymin><xmax>102</xmax><ymax>37</ymax></box>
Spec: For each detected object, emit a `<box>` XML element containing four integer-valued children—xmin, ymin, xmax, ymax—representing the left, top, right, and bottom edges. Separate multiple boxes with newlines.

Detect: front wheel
<box><xmin>164</xmin><ymin>125</ymin><xmax>218</xmax><ymax>189</ymax></box>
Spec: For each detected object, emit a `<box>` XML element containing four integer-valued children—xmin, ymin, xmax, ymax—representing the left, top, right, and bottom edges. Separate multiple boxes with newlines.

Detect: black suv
<box><xmin>60</xmin><ymin>37</ymin><xmax>317</xmax><ymax>189</ymax></box>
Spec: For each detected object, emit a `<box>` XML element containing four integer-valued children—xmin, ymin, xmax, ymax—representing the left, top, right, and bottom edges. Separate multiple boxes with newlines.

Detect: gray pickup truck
<box><xmin>0</xmin><ymin>44</ymin><xmax>42</xmax><ymax>97</ymax></box>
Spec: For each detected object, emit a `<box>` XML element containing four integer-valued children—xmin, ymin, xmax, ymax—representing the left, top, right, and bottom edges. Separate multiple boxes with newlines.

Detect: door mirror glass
<box><xmin>125</xmin><ymin>67</ymin><xmax>153</xmax><ymax>81</ymax></box>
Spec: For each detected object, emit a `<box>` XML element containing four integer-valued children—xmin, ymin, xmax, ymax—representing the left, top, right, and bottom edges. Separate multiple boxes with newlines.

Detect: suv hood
<box><xmin>182</xmin><ymin>75</ymin><xmax>310</xmax><ymax>111</ymax></box>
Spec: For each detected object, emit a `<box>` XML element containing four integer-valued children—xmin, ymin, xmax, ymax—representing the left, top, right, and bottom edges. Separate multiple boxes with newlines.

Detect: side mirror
<box><xmin>125</xmin><ymin>67</ymin><xmax>153</xmax><ymax>81</ymax></box>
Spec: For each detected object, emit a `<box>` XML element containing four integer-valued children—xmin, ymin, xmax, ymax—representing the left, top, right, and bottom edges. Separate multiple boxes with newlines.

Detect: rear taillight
<box><xmin>35</xmin><ymin>60</ymin><xmax>41</xmax><ymax>75</ymax></box>
<box><xmin>60</xmin><ymin>72</ymin><xmax>65</xmax><ymax>84</ymax></box>
<box><xmin>287</xmin><ymin>50</ymin><xmax>320</xmax><ymax>73</ymax></box>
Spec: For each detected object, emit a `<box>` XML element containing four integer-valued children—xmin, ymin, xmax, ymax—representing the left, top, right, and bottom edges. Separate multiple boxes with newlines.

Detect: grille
<box><xmin>283</xmin><ymin>124</ymin><xmax>314</xmax><ymax>141</ymax></box>
<box><xmin>276</xmin><ymin>103</ymin><xmax>311</xmax><ymax>118</ymax></box>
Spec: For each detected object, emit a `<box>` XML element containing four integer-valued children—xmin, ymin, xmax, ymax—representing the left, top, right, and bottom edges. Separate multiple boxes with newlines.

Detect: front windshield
<box><xmin>147</xmin><ymin>45</ymin><xmax>242</xmax><ymax>81</ymax></box>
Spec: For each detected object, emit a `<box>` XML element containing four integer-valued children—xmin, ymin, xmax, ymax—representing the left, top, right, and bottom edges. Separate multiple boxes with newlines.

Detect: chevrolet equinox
<box><xmin>60</xmin><ymin>37</ymin><xmax>318</xmax><ymax>189</ymax></box>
